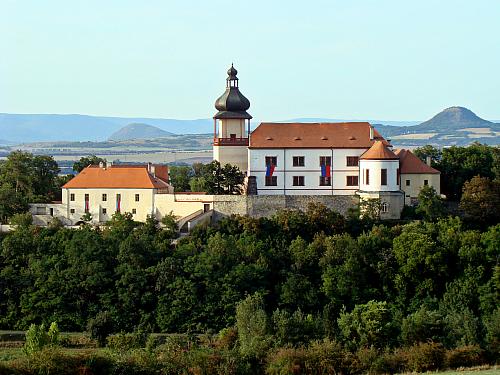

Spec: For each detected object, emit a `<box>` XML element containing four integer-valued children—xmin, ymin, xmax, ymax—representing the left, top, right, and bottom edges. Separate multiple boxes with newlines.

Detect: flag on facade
<box><xmin>84</xmin><ymin>199</ymin><xmax>89</xmax><ymax>212</ymax></box>
<box><xmin>321</xmin><ymin>164</ymin><xmax>331</xmax><ymax>178</ymax></box>
<box><xmin>266</xmin><ymin>164</ymin><xmax>275</xmax><ymax>177</ymax></box>
<box><xmin>116</xmin><ymin>195</ymin><xmax>121</xmax><ymax>212</ymax></box>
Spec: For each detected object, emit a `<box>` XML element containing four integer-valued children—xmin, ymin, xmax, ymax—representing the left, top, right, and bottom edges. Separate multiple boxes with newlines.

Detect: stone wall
<box><xmin>213</xmin><ymin>195</ymin><xmax>359</xmax><ymax>221</ymax></box>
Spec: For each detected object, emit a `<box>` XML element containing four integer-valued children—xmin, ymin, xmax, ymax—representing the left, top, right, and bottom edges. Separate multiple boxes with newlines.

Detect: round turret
<box><xmin>359</xmin><ymin>141</ymin><xmax>400</xmax><ymax>192</ymax></box>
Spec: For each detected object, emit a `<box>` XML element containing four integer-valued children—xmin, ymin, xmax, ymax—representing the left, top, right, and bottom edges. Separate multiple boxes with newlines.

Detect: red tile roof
<box><xmin>394</xmin><ymin>149</ymin><xmax>440</xmax><ymax>174</ymax></box>
<box><xmin>63</xmin><ymin>165</ymin><xmax>171</xmax><ymax>189</ymax></box>
<box><xmin>249</xmin><ymin>122</ymin><xmax>388</xmax><ymax>148</ymax></box>
<box><xmin>360</xmin><ymin>140</ymin><xmax>399</xmax><ymax>160</ymax></box>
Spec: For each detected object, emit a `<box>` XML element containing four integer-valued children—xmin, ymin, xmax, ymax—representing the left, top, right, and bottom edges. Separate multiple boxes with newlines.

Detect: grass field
<box><xmin>415</xmin><ymin>366</ymin><xmax>500</xmax><ymax>375</ymax></box>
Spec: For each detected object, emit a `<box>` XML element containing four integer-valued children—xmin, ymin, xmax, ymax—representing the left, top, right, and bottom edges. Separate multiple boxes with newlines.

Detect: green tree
<box><xmin>72</xmin><ymin>155</ymin><xmax>106</xmax><ymax>173</ymax></box>
<box><xmin>359</xmin><ymin>198</ymin><xmax>382</xmax><ymax>221</ymax></box>
<box><xmin>413</xmin><ymin>145</ymin><xmax>442</xmax><ymax>166</ymax></box>
<box><xmin>337</xmin><ymin>300</ymin><xmax>395</xmax><ymax>350</ymax></box>
<box><xmin>0</xmin><ymin>184</ymin><xmax>27</xmax><ymax>223</ymax></box>
<box><xmin>168</xmin><ymin>165</ymin><xmax>193</xmax><ymax>192</ymax></box>
<box><xmin>460</xmin><ymin>175</ymin><xmax>500</xmax><ymax>225</ymax></box>
<box><xmin>236</xmin><ymin>293</ymin><xmax>271</xmax><ymax>360</ymax></box>
<box><xmin>416</xmin><ymin>185</ymin><xmax>446</xmax><ymax>221</ymax></box>
<box><xmin>439</xmin><ymin>143</ymin><xmax>496</xmax><ymax>200</ymax></box>
<box><xmin>222</xmin><ymin>163</ymin><xmax>245</xmax><ymax>194</ymax></box>
<box><xmin>202</xmin><ymin>161</ymin><xmax>226</xmax><ymax>194</ymax></box>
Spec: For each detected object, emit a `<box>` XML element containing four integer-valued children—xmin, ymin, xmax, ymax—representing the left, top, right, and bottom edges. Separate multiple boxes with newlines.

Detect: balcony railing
<box><xmin>213</xmin><ymin>137</ymin><xmax>249</xmax><ymax>146</ymax></box>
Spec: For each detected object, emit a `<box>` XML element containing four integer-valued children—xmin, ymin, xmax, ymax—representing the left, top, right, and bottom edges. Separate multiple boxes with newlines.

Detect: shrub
<box><xmin>24</xmin><ymin>347</ymin><xmax>79</xmax><ymax>375</ymax></box>
<box><xmin>87</xmin><ymin>310</ymin><xmax>114</xmax><ymax>347</ymax></box>
<box><xmin>23</xmin><ymin>322</ymin><xmax>60</xmax><ymax>356</ymax></box>
<box><xmin>307</xmin><ymin>339</ymin><xmax>347</xmax><ymax>374</ymax></box>
<box><xmin>271</xmin><ymin>308</ymin><xmax>318</xmax><ymax>347</ymax></box>
<box><xmin>445</xmin><ymin>345</ymin><xmax>484</xmax><ymax>369</ymax></box>
<box><xmin>403</xmin><ymin>342</ymin><xmax>445</xmax><ymax>372</ymax></box>
<box><xmin>265</xmin><ymin>347</ymin><xmax>309</xmax><ymax>375</ymax></box>
<box><xmin>401</xmin><ymin>306</ymin><xmax>445</xmax><ymax>345</ymax></box>
<box><xmin>215</xmin><ymin>327</ymin><xmax>238</xmax><ymax>350</ymax></box>
<box><xmin>484</xmin><ymin>308</ymin><xmax>500</xmax><ymax>360</ymax></box>
<box><xmin>107</xmin><ymin>331</ymin><xmax>148</xmax><ymax>351</ymax></box>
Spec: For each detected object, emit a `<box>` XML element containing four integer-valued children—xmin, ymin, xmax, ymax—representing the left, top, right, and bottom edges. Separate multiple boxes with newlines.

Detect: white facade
<box><xmin>248</xmin><ymin>148</ymin><xmax>367</xmax><ymax>195</ymax></box>
<box><xmin>61</xmin><ymin>188</ymin><xmax>155</xmax><ymax>223</ymax></box>
<box><xmin>359</xmin><ymin>159</ymin><xmax>400</xmax><ymax>192</ymax></box>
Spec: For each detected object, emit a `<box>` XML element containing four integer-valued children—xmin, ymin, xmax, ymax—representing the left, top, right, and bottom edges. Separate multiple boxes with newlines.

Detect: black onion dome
<box><xmin>227</xmin><ymin>64</ymin><xmax>238</xmax><ymax>78</ymax></box>
<box><xmin>214</xmin><ymin>65</ymin><xmax>252</xmax><ymax>120</ymax></box>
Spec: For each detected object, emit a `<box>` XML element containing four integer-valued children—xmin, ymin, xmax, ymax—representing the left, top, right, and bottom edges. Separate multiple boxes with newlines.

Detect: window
<box><xmin>102</xmin><ymin>208</ymin><xmax>107</xmax><ymax>214</ymax></box>
<box><xmin>265</xmin><ymin>156</ymin><xmax>277</xmax><ymax>166</ymax></box>
<box><xmin>381</xmin><ymin>169</ymin><xmax>387</xmax><ymax>185</ymax></box>
<box><xmin>102</xmin><ymin>193</ymin><xmax>107</xmax><ymax>201</ymax></box>
<box><xmin>346</xmin><ymin>176</ymin><xmax>359</xmax><ymax>186</ymax></box>
<box><xmin>293</xmin><ymin>156</ymin><xmax>305</xmax><ymax>167</ymax></box>
<box><xmin>70</xmin><ymin>193</ymin><xmax>75</xmax><ymax>201</ymax></box>
<box><xmin>365</xmin><ymin>169</ymin><xmax>370</xmax><ymax>185</ymax></box>
<box><xmin>381</xmin><ymin>202</ymin><xmax>388</xmax><ymax>213</ymax></box>
<box><xmin>424</xmin><ymin>179</ymin><xmax>429</xmax><ymax>186</ymax></box>
<box><xmin>135</xmin><ymin>194</ymin><xmax>140</xmax><ymax>202</ymax></box>
<box><xmin>293</xmin><ymin>176</ymin><xmax>305</xmax><ymax>186</ymax></box>
<box><xmin>319</xmin><ymin>176</ymin><xmax>331</xmax><ymax>186</ymax></box>
<box><xmin>406</xmin><ymin>179</ymin><xmax>411</xmax><ymax>186</ymax></box>
<box><xmin>319</xmin><ymin>156</ymin><xmax>331</xmax><ymax>166</ymax></box>
<box><xmin>346</xmin><ymin>156</ymin><xmax>359</xmax><ymax>167</ymax></box>
<box><xmin>265</xmin><ymin>176</ymin><xmax>278</xmax><ymax>186</ymax></box>
<box><xmin>84</xmin><ymin>194</ymin><xmax>89</xmax><ymax>213</ymax></box>
<box><xmin>70</xmin><ymin>208</ymin><xmax>75</xmax><ymax>214</ymax></box>
<box><xmin>230</xmin><ymin>133</ymin><xmax>236</xmax><ymax>139</ymax></box>
<box><xmin>132</xmin><ymin>209</ymin><xmax>137</xmax><ymax>214</ymax></box>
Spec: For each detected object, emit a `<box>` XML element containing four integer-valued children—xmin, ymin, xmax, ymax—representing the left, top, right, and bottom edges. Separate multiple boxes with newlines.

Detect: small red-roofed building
<box><xmin>394</xmin><ymin>149</ymin><xmax>441</xmax><ymax>205</ymax></box>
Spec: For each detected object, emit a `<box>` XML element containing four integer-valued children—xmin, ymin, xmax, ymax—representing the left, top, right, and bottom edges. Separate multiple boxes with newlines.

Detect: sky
<box><xmin>1</xmin><ymin>0</ymin><xmax>499</xmax><ymax>122</ymax></box>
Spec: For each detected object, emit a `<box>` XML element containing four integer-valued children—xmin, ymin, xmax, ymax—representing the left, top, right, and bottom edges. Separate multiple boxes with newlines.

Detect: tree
<box><xmin>236</xmin><ymin>293</ymin><xmax>271</xmax><ymax>360</ymax></box>
<box><xmin>460</xmin><ymin>175</ymin><xmax>500</xmax><ymax>226</ymax></box>
<box><xmin>202</xmin><ymin>161</ymin><xmax>226</xmax><ymax>194</ymax></box>
<box><xmin>414</xmin><ymin>145</ymin><xmax>442</xmax><ymax>166</ymax></box>
<box><xmin>439</xmin><ymin>143</ymin><xmax>495</xmax><ymax>200</ymax></box>
<box><xmin>72</xmin><ymin>155</ymin><xmax>106</xmax><ymax>173</ymax></box>
<box><xmin>359</xmin><ymin>198</ymin><xmax>382</xmax><ymax>221</ymax></box>
<box><xmin>168</xmin><ymin>165</ymin><xmax>193</xmax><ymax>192</ymax></box>
<box><xmin>416</xmin><ymin>185</ymin><xmax>446</xmax><ymax>221</ymax></box>
<box><xmin>0</xmin><ymin>184</ymin><xmax>27</xmax><ymax>223</ymax></box>
<box><xmin>222</xmin><ymin>163</ymin><xmax>245</xmax><ymax>194</ymax></box>
<box><xmin>337</xmin><ymin>300</ymin><xmax>395</xmax><ymax>350</ymax></box>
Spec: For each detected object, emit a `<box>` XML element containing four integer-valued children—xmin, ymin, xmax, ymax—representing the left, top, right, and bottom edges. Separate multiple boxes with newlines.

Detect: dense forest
<box><xmin>0</xmin><ymin>143</ymin><xmax>499</xmax><ymax>374</ymax></box>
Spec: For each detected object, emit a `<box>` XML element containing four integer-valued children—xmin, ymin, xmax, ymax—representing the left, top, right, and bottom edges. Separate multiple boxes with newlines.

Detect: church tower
<box><xmin>213</xmin><ymin>64</ymin><xmax>252</xmax><ymax>172</ymax></box>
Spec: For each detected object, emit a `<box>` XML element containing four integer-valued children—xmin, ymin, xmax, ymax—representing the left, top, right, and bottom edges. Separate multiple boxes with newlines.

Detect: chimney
<box><xmin>369</xmin><ymin>126</ymin><xmax>374</xmax><ymax>140</ymax></box>
<box><xmin>426</xmin><ymin>156</ymin><xmax>432</xmax><ymax>166</ymax></box>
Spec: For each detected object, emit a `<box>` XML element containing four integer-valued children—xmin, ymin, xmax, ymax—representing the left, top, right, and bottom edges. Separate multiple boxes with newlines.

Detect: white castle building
<box><xmin>30</xmin><ymin>65</ymin><xmax>440</xmax><ymax>226</ymax></box>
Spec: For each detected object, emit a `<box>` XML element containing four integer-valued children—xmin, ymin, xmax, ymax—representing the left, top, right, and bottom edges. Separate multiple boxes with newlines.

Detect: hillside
<box><xmin>108</xmin><ymin>123</ymin><xmax>174</xmax><ymax>141</ymax></box>
<box><xmin>375</xmin><ymin>107</ymin><xmax>500</xmax><ymax>146</ymax></box>
<box><xmin>0</xmin><ymin>107</ymin><xmax>498</xmax><ymax>146</ymax></box>
<box><xmin>0</xmin><ymin>114</ymin><xmax>213</xmax><ymax>142</ymax></box>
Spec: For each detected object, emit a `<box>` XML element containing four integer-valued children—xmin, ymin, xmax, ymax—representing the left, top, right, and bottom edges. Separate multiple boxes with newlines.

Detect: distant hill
<box><xmin>0</xmin><ymin>114</ymin><xmax>213</xmax><ymax>142</ymax></box>
<box><xmin>108</xmin><ymin>123</ymin><xmax>174</xmax><ymax>141</ymax></box>
<box><xmin>0</xmin><ymin>108</ymin><xmax>498</xmax><ymax>146</ymax></box>
<box><xmin>374</xmin><ymin>107</ymin><xmax>500</xmax><ymax>146</ymax></box>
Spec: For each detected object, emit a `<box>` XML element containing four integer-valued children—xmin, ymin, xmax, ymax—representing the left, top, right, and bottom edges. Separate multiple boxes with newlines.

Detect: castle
<box><xmin>30</xmin><ymin>65</ymin><xmax>440</xmax><ymax>228</ymax></box>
